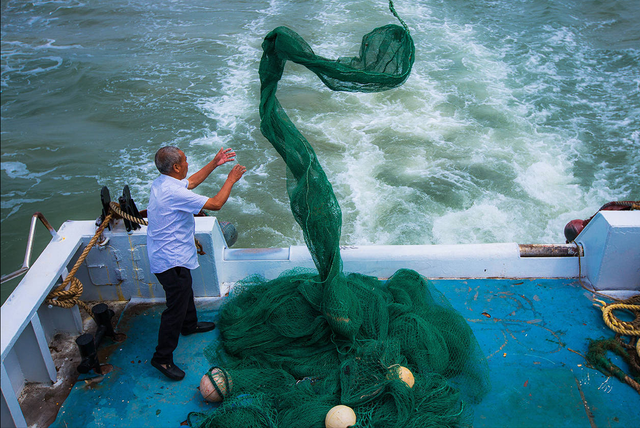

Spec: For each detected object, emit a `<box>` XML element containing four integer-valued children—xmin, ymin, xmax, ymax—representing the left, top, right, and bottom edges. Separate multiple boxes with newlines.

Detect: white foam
<box><xmin>226</xmin><ymin>196</ymin><xmax>263</xmax><ymax>215</ymax></box>
<box><xmin>1</xmin><ymin>197</ymin><xmax>48</xmax><ymax>222</ymax></box>
<box><xmin>189</xmin><ymin>133</ymin><xmax>232</xmax><ymax>148</ymax></box>
<box><xmin>19</xmin><ymin>56</ymin><xmax>63</xmax><ymax>75</ymax></box>
<box><xmin>515</xmin><ymin>161</ymin><xmax>580</xmax><ymax>208</ymax></box>
<box><xmin>1</xmin><ymin>162</ymin><xmax>30</xmax><ymax>179</ymax></box>
<box><xmin>1</xmin><ymin>161</ymin><xmax>56</xmax><ymax>181</ymax></box>
<box><xmin>433</xmin><ymin>200</ymin><xmax>516</xmax><ymax>244</ymax></box>
<box><xmin>207</xmin><ymin>1</ymin><xmax>637</xmax><ymax>247</ymax></box>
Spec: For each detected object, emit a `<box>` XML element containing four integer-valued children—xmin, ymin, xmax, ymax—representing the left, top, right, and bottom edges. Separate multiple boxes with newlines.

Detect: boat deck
<box><xmin>49</xmin><ymin>278</ymin><xmax>639</xmax><ymax>428</ymax></box>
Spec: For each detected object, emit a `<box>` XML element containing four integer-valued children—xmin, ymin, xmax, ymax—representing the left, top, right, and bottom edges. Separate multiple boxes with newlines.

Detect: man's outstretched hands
<box><xmin>228</xmin><ymin>164</ymin><xmax>246</xmax><ymax>183</ymax></box>
<box><xmin>213</xmin><ymin>147</ymin><xmax>236</xmax><ymax>168</ymax></box>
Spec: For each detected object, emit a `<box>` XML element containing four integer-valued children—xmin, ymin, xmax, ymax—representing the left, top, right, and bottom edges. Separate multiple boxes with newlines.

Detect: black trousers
<box><xmin>153</xmin><ymin>266</ymin><xmax>198</xmax><ymax>364</ymax></box>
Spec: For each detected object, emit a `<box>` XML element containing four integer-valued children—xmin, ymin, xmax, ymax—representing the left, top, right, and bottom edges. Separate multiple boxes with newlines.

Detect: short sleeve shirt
<box><xmin>146</xmin><ymin>175</ymin><xmax>208</xmax><ymax>274</ymax></box>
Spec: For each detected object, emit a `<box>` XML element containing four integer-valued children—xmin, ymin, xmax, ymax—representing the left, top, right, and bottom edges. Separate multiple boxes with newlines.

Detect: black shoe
<box><xmin>151</xmin><ymin>358</ymin><xmax>185</xmax><ymax>381</ymax></box>
<box><xmin>182</xmin><ymin>322</ymin><xmax>216</xmax><ymax>336</ymax></box>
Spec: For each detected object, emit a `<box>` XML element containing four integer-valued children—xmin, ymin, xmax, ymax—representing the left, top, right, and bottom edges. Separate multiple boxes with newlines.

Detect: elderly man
<box><xmin>147</xmin><ymin>146</ymin><xmax>246</xmax><ymax>380</ymax></box>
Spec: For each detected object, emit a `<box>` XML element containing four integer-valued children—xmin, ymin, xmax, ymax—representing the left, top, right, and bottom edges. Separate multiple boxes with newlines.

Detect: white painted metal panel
<box><xmin>37</xmin><ymin>304</ymin><xmax>83</xmax><ymax>344</ymax></box>
<box><xmin>14</xmin><ymin>318</ymin><xmax>56</xmax><ymax>384</ymax></box>
<box><xmin>217</xmin><ymin>243</ymin><xmax>579</xmax><ymax>283</ymax></box>
<box><xmin>578</xmin><ymin>211</ymin><xmax>640</xmax><ymax>292</ymax></box>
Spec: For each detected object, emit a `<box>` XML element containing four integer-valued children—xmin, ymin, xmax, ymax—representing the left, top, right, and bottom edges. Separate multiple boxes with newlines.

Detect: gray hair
<box><xmin>155</xmin><ymin>146</ymin><xmax>183</xmax><ymax>174</ymax></box>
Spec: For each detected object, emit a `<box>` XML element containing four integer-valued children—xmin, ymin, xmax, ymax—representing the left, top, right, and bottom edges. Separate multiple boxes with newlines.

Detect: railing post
<box><xmin>1</xmin><ymin>212</ymin><xmax>60</xmax><ymax>284</ymax></box>
<box><xmin>1</xmin><ymin>362</ymin><xmax>27</xmax><ymax>428</ymax></box>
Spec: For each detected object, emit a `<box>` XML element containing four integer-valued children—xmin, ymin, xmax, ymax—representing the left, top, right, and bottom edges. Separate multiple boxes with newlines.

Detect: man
<box><xmin>147</xmin><ymin>146</ymin><xmax>246</xmax><ymax>380</ymax></box>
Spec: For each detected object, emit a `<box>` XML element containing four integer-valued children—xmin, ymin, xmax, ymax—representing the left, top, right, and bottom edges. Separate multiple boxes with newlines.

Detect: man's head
<box><xmin>155</xmin><ymin>146</ymin><xmax>188</xmax><ymax>179</ymax></box>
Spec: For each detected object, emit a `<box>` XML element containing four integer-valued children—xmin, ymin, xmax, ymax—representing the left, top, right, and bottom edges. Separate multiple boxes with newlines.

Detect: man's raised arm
<box><xmin>203</xmin><ymin>164</ymin><xmax>246</xmax><ymax>211</ymax></box>
<box><xmin>188</xmin><ymin>147</ymin><xmax>236</xmax><ymax>189</ymax></box>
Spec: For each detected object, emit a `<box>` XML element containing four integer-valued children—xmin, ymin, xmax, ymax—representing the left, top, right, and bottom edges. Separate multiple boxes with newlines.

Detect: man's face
<box><xmin>174</xmin><ymin>151</ymin><xmax>189</xmax><ymax>179</ymax></box>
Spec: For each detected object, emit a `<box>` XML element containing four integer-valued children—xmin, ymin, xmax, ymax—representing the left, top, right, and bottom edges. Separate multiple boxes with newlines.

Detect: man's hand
<box><xmin>189</xmin><ymin>148</ymin><xmax>237</xmax><ymax>189</ymax></box>
<box><xmin>203</xmin><ymin>164</ymin><xmax>247</xmax><ymax>211</ymax></box>
<box><xmin>228</xmin><ymin>164</ymin><xmax>246</xmax><ymax>183</ymax></box>
<box><xmin>213</xmin><ymin>147</ymin><xmax>236</xmax><ymax>168</ymax></box>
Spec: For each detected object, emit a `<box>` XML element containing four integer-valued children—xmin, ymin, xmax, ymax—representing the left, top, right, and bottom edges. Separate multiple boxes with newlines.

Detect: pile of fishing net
<box><xmin>189</xmin><ymin>3</ymin><xmax>489</xmax><ymax>427</ymax></box>
<box><xmin>192</xmin><ymin>269</ymin><xmax>489</xmax><ymax>428</ymax></box>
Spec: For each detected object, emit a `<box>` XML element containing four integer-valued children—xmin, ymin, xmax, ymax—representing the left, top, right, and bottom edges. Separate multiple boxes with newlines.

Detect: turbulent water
<box><xmin>2</xmin><ymin>0</ymin><xmax>639</xmax><ymax>301</ymax></box>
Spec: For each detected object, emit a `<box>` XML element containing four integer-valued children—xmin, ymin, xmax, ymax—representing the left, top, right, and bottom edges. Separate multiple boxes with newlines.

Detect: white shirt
<box><xmin>146</xmin><ymin>175</ymin><xmax>208</xmax><ymax>274</ymax></box>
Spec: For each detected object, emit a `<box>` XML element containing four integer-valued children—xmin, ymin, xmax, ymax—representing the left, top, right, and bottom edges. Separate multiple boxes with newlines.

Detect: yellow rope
<box><xmin>594</xmin><ymin>297</ymin><xmax>640</xmax><ymax>364</ymax></box>
<box><xmin>45</xmin><ymin>211</ymin><xmax>114</xmax><ymax>314</ymax></box>
<box><xmin>594</xmin><ymin>298</ymin><xmax>640</xmax><ymax>336</ymax></box>
<box><xmin>109</xmin><ymin>201</ymin><xmax>148</xmax><ymax>225</ymax></box>
<box><xmin>590</xmin><ymin>297</ymin><xmax>640</xmax><ymax>394</ymax></box>
<box><xmin>601</xmin><ymin>303</ymin><xmax>640</xmax><ymax>336</ymax></box>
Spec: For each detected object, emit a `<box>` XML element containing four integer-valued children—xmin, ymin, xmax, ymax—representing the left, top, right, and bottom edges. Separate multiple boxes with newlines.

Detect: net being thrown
<box><xmin>193</xmin><ymin>3</ymin><xmax>489</xmax><ymax>427</ymax></box>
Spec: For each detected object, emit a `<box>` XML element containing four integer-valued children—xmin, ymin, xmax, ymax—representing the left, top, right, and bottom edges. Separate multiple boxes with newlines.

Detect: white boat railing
<box><xmin>1</xmin><ymin>220</ymin><xmax>89</xmax><ymax>428</ymax></box>
<box><xmin>1</xmin><ymin>213</ymin><xmax>61</xmax><ymax>284</ymax></box>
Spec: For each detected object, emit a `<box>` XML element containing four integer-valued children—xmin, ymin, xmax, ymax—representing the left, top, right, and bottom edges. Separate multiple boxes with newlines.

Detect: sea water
<box><xmin>1</xmin><ymin>0</ymin><xmax>639</xmax><ymax>301</ymax></box>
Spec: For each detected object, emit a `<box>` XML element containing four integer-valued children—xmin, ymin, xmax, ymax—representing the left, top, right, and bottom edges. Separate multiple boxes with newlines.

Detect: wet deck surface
<box><xmin>51</xmin><ymin>279</ymin><xmax>639</xmax><ymax>427</ymax></box>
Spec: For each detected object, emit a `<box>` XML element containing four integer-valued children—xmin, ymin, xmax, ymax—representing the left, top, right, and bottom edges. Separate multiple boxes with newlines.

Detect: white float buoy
<box><xmin>325</xmin><ymin>404</ymin><xmax>357</xmax><ymax>428</ymax></box>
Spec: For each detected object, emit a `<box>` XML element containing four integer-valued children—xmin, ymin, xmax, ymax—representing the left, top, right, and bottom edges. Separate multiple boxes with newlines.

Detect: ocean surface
<box><xmin>2</xmin><ymin>0</ymin><xmax>639</xmax><ymax>302</ymax></box>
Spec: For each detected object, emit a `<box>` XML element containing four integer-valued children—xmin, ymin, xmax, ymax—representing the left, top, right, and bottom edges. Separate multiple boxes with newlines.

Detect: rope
<box><xmin>109</xmin><ymin>201</ymin><xmax>148</xmax><ymax>225</ymax></box>
<box><xmin>586</xmin><ymin>296</ymin><xmax>640</xmax><ymax>394</ymax></box>
<box><xmin>600</xmin><ymin>296</ymin><xmax>640</xmax><ymax>375</ymax></box>
<box><xmin>594</xmin><ymin>297</ymin><xmax>640</xmax><ymax>336</ymax></box>
<box><xmin>598</xmin><ymin>201</ymin><xmax>640</xmax><ymax>211</ymax></box>
<box><xmin>45</xmin><ymin>211</ymin><xmax>114</xmax><ymax>314</ymax></box>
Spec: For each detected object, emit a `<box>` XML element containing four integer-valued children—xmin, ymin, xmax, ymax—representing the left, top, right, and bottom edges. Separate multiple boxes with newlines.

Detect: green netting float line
<box><xmin>191</xmin><ymin>3</ymin><xmax>489</xmax><ymax>427</ymax></box>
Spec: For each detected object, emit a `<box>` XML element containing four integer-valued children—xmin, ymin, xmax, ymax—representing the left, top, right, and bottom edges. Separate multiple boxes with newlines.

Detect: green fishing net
<box><xmin>191</xmin><ymin>3</ymin><xmax>489</xmax><ymax>427</ymax></box>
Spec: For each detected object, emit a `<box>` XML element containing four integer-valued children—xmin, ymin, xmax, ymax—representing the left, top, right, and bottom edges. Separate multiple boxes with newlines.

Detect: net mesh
<box><xmin>191</xmin><ymin>3</ymin><xmax>489</xmax><ymax>427</ymax></box>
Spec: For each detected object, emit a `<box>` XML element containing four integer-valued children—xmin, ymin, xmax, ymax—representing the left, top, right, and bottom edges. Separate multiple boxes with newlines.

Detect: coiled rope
<box><xmin>587</xmin><ymin>296</ymin><xmax>640</xmax><ymax>394</ymax></box>
<box><xmin>44</xmin><ymin>202</ymin><xmax>149</xmax><ymax>313</ymax></box>
<box><xmin>595</xmin><ymin>296</ymin><xmax>640</xmax><ymax>337</ymax></box>
<box><xmin>44</xmin><ymin>210</ymin><xmax>115</xmax><ymax>314</ymax></box>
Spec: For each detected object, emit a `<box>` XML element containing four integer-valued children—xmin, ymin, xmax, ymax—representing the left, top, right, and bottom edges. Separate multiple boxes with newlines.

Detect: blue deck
<box><xmin>51</xmin><ymin>279</ymin><xmax>639</xmax><ymax>428</ymax></box>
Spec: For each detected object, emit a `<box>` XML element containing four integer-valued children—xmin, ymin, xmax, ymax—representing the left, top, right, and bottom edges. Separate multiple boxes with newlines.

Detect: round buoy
<box><xmin>564</xmin><ymin>219</ymin><xmax>586</xmax><ymax>243</ymax></box>
<box><xmin>388</xmin><ymin>365</ymin><xmax>415</xmax><ymax>388</ymax></box>
<box><xmin>200</xmin><ymin>367</ymin><xmax>232</xmax><ymax>402</ymax></box>
<box><xmin>325</xmin><ymin>405</ymin><xmax>356</xmax><ymax>428</ymax></box>
<box><xmin>398</xmin><ymin>366</ymin><xmax>415</xmax><ymax>388</ymax></box>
